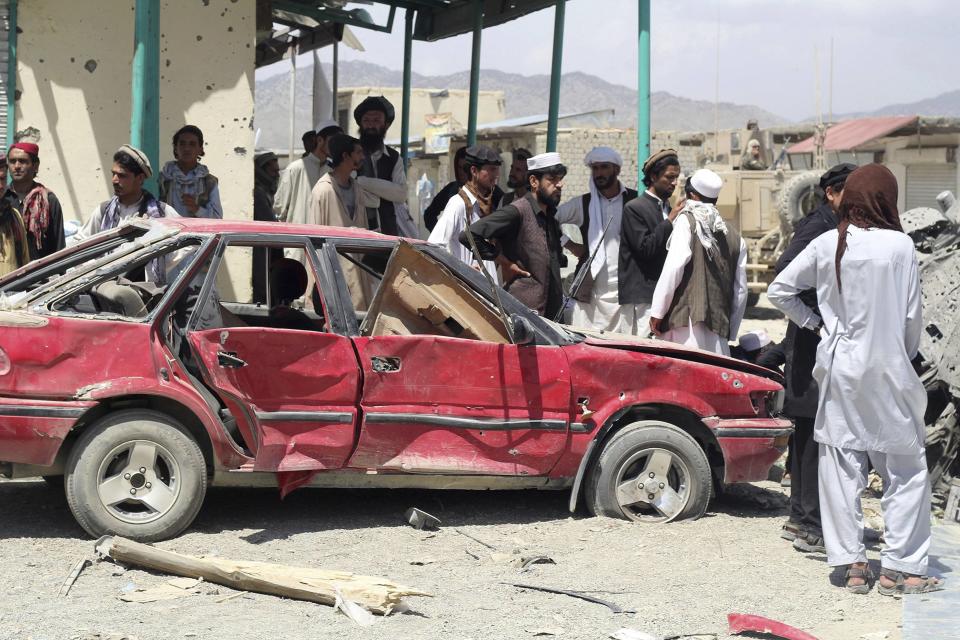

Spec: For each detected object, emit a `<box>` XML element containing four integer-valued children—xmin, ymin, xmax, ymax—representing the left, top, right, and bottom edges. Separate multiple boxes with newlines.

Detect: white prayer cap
<box><xmin>689</xmin><ymin>169</ymin><xmax>723</xmax><ymax>200</ymax></box>
<box><xmin>584</xmin><ymin>146</ymin><xmax>622</xmax><ymax>167</ymax></box>
<box><xmin>315</xmin><ymin>119</ymin><xmax>341</xmax><ymax>135</ymax></box>
<box><xmin>747</xmin><ymin>139</ymin><xmax>760</xmax><ymax>149</ymax></box>
<box><xmin>527</xmin><ymin>152</ymin><xmax>563</xmax><ymax>171</ymax></box>
<box><xmin>738</xmin><ymin>329</ymin><xmax>771</xmax><ymax>352</ymax></box>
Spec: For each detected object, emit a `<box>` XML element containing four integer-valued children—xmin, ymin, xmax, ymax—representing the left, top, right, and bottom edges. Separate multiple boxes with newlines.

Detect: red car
<box><xmin>0</xmin><ymin>218</ymin><xmax>790</xmax><ymax>541</ymax></box>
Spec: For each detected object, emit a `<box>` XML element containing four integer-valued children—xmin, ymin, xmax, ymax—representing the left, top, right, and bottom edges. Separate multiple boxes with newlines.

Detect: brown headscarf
<box><xmin>834</xmin><ymin>163</ymin><xmax>902</xmax><ymax>292</ymax></box>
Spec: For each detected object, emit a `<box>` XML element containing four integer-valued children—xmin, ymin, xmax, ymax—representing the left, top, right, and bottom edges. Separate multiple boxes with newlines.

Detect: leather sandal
<box><xmin>878</xmin><ymin>568</ymin><xmax>945</xmax><ymax>597</ymax></box>
<box><xmin>781</xmin><ymin>521</ymin><xmax>802</xmax><ymax>541</ymax></box>
<box><xmin>844</xmin><ymin>564</ymin><xmax>873</xmax><ymax>594</ymax></box>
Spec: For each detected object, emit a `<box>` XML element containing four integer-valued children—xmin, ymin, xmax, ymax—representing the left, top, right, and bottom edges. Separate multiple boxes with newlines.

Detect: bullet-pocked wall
<box><xmin>16</xmin><ymin>0</ymin><xmax>255</xmax><ymax>296</ymax></box>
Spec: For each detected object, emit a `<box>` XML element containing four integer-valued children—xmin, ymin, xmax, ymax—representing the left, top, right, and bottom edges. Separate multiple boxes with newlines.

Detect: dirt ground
<box><xmin>0</xmin><ymin>297</ymin><xmax>903</xmax><ymax>640</ymax></box>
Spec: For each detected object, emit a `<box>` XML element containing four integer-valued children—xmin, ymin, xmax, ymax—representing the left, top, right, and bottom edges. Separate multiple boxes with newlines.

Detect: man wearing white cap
<box><xmin>274</xmin><ymin>119</ymin><xmax>342</xmax><ymax>225</ymax></box>
<box><xmin>555</xmin><ymin>146</ymin><xmax>638</xmax><ymax>331</ymax></box>
<box><xmin>649</xmin><ymin>169</ymin><xmax>748</xmax><ymax>354</ymax></box>
<box><xmin>460</xmin><ymin>152</ymin><xmax>567</xmax><ymax>318</ymax></box>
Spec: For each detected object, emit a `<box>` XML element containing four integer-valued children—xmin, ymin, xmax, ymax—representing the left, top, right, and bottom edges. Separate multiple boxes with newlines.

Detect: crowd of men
<box><xmin>0</xmin><ymin>93</ymin><xmax>942</xmax><ymax>597</ymax></box>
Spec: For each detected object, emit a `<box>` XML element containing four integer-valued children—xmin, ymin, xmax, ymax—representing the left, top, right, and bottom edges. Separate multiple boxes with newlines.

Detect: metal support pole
<box><xmin>466</xmin><ymin>0</ymin><xmax>483</xmax><ymax>146</ymax></box>
<box><xmin>331</xmin><ymin>40</ymin><xmax>339</xmax><ymax>121</ymax></box>
<box><xmin>288</xmin><ymin>41</ymin><xmax>297</xmax><ymax>162</ymax></box>
<box><xmin>6</xmin><ymin>0</ymin><xmax>17</xmax><ymax>153</ymax></box>
<box><xmin>131</xmin><ymin>0</ymin><xmax>160</xmax><ymax>194</ymax></box>
<box><xmin>546</xmin><ymin>0</ymin><xmax>565</xmax><ymax>152</ymax></box>
<box><xmin>400</xmin><ymin>9</ymin><xmax>413</xmax><ymax>169</ymax></box>
<box><xmin>637</xmin><ymin>0</ymin><xmax>651</xmax><ymax>185</ymax></box>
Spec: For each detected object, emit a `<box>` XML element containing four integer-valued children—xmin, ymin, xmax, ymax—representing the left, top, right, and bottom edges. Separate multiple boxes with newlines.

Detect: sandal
<box><xmin>781</xmin><ymin>521</ymin><xmax>803</xmax><ymax>541</ymax></box>
<box><xmin>844</xmin><ymin>564</ymin><xmax>873</xmax><ymax>594</ymax></box>
<box><xmin>793</xmin><ymin>531</ymin><xmax>826</xmax><ymax>553</ymax></box>
<box><xmin>878</xmin><ymin>568</ymin><xmax>945</xmax><ymax>597</ymax></box>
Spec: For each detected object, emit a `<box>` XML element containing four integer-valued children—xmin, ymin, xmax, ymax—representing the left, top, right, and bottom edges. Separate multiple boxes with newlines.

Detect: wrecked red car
<box><xmin>0</xmin><ymin>218</ymin><xmax>790</xmax><ymax>541</ymax></box>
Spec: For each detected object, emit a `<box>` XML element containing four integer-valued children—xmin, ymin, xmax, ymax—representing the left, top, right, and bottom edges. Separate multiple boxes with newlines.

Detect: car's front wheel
<box><xmin>586</xmin><ymin>420</ymin><xmax>712</xmax><ymax>523</ymax></box>
<box><xmin>65</xmin><ymin>409</ymin><xmax>207</xmax><ymax>542</ymax></box>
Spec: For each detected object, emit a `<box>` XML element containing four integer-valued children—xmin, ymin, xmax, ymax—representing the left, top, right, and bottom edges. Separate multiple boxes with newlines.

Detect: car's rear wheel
<box><xmin>65</xmin><ymin>409</ymin><xmax>207</xmax><ymax>542</ymax></box>
<box><xmin>586</xmin><ymin>420</ymin><xmax>712</xmax><ymax>523</ymax></box>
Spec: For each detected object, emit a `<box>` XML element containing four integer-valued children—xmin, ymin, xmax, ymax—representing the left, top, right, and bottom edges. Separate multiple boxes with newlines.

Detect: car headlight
<box><xmin>750</xmin><ymin>390</ymin><xmax>784</xmax><ymax>416</ymax></box>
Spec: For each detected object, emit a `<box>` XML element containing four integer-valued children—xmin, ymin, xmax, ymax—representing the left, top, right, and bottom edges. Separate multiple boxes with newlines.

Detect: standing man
<box><xmin>769</xmin><ymin>164</ymin><xmax>942</xmax><ymax>596</ymax></box>
<box><xmin>353</xmin><ymin>96</ymin><xmax>417</xmax><ymax>237</ymax></box>
<box><xmin>648</xmin><ymin>169</ymin><xmax>748</xmax><ymax>354</ymax></box>
<box><xmin>460</xmin><ymin>152</ymin><xmax>566</xmax><ymax>318</ymax></box>
<box><xmin>301</xmin><ymin>130</ymin><xmax>317</xmax><ymax>158</ymax></box>
<box><xmin>307</xmin><ymin>133</ymin><xmax>374</xmax><ymax>311</ymax></box>
<box><xmin>274</xmin><ymin>120</ymin><xmax>342</xmax><ymax>225</ymax></box>
<box><xmin>556</xmin><ymin>147</ymin><xmax>638</xmax><ymax>332</ymax></box>
<box><xmin>774</xmin><ymin>163</ymin><xmax>855</xmax><ymax>552</ymax></box>
<box><xmin>252</xmin><ymin>151</ymin><xmax>281</xmax><ymax>303</ymax></box>
<box><xmin>501</xmin><ymin>147</ymin><xmax>533</xmax><ymax>206</ymax></box>
<box><xmin>424</xmin><ymin>146</ymin><xmax>504</xmax><ymax>231</ymax></box>
<box><xmin>74</xmin><ymin>145</ymin><xmax>179</xmax><ymax>242</ymax></box>
<box><xmin>619</xmin><ymin>149</ymin><xmax>683</xmax><ymax>334</ymax></box>
<box><xmin>427</xmin><ymin>145</ymin><xmax>501</xmax><ymax>280</ymax></box>
<box><xmin>741</xmin><ymin>139</ymin><xmax>767</xmax><ymax>170</ymax></box>
<box><xmin>3</xmin><ymin>142</ymin><xmax>65</xmax><ymax>260</ymax></box>
<box><xmin>159</xmin><ymin>125</ymin><xmax>222</xmax><ymax>219</ymax></box>
<box><xmin>0</xmin><ymin>149</ymin><xmax>28</xmax><ymax>274</ymax></box>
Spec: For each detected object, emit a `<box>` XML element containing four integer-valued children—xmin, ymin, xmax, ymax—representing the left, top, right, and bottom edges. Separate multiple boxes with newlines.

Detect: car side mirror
<box><xmin>510</xmin><ymin>314</ymin><xmax>537</xmax><ymax>346</ymax></box>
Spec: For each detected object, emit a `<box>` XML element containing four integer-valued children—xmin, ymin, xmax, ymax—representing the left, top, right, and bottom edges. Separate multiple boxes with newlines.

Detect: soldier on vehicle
<box><xmin>741</xmin><ymin>139</ymin><xmax>767</xmax><ymax>170</ymax></box>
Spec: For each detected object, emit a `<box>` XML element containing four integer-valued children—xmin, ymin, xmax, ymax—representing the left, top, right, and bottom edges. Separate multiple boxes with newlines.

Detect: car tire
<box><xmin>585</xmin><ymin>420</ymin><xmax>712</xmax><ymax>523</ymax></box>
<box><xmin>65</xmin><ymin>409</ymin><xmax>207</xmax><ymax>542</ymax></box>
<box><xmin>776</xmin><ymin>171</ymin><xmax>821</xmax><ymax>227</ymax></box>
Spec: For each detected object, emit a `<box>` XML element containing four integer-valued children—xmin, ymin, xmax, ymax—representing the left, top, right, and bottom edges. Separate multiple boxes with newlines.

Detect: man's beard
<box><xmin>507</xmin><ymin>175</ymin><xmax>526</xmax><ymax>189</ymax></box>
<box><xmin>360</xmin><ymin>128</ymin><xmax>385</xmax><ymax>152</ymax></box>
<box><xmin>593</xmin><ymin>175</ymin><xmax>614</xmax><ymax>190</ymax></box>
<box><xmin>536</xmin><ymin>186</ymin><xmax>561</xmax><ymax>208</ymax></box>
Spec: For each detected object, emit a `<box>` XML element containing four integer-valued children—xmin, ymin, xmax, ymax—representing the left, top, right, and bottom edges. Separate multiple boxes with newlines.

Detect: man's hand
<box><xmin>565</xmin><ymin>240</ymin><xmax>586</xmax><ymax>259</ymax></box>
<box><xmin>502</xmin><ymin>261</ymin><xmax>531</xmax><ymax>285</ymax></box>
<box><xmin>668</xmin><ymin>197</ymin><xmax>686</xmax><ymax>222</ymax></box>
<box><xmin>649</xmin><ymin>316</ymin><xmax>662</xmax><ymax>335</ymax></box>
<box><xmin>182</xmin><ymin>194</ymin><xmax>200</xmax><ymax>215</ymax></box>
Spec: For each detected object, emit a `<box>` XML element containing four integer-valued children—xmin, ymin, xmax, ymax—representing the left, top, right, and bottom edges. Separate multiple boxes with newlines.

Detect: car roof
<box><xmin>156</xmin><ymin>217</ymin><xmax>409</xmax><ymax>241</ymax></box>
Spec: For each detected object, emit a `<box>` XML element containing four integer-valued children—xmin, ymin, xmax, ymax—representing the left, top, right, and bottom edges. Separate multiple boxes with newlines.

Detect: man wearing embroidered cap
<box><xmin>0</xmin><ymin>146</ymin><xmax>29</xmax><ymax>275</ymax></box>
<box><xmin>460</xmin><ymin>152</ymin><xmax>566</xmax><ymax>318</ymax></box>
<box><xmin>2</xmin><ymin>141</ymin><xmax>66</xmax><ymax>261</ymax></box>
<box><xmin>649</xmin><ymin>169</ymin><xmax>748</xmax><ymax>355</ymax></box>
<box><xmin>73</xmin><ymin>144</ymin><xmax>179</xmax><ymax>243</ymax></box>
<box><xmin>619</xmin><ymin>149</ymin><xmax>683</xmax><ymax>333</ymax></box>
<box><xmin>274</xmin><ymin>119</ymin><xmax>341</xmax><ymax>226</ymax></box>
<box><xmin>555</xmin><ymin>146</ymin><xmax>638</xmax><ymax>331</ymax></box>
<box><xmin>428</xmin><ymin>145</ymin><xmax>500</xmax><ymax>281</ymax></box>
<box><xmin>353</xmin><ymin>96</ymin><xmax>416</xmax><ymax>238</ymax></box>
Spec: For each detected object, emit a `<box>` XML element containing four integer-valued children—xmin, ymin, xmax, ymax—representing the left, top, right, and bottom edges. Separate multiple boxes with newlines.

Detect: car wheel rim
<box><xmin>95</xmin><ymin>439</ymin><xmax>182</xmax><ymax>524</ymax></box>
<box><xmin>614</xmin><ymin>447</ymin><xmax>691</xmax><ymax>523</ymax></box>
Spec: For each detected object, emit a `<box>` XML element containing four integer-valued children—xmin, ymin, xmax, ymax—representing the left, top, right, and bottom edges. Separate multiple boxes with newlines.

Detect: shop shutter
<box><xmin>906</xmin><ymin>164</ymin><xmax>958</xmax><ymax>211</ymax></box>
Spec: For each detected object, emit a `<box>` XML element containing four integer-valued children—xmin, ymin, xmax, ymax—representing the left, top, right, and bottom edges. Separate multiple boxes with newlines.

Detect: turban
<box><xmin>584</xmin><ymin>146</ymin><xmax>622</xmax><ymax>167</ymax></box>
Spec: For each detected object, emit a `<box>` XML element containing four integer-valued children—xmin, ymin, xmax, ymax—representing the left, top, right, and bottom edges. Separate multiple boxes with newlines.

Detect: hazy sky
<box><xmin>260</xmin><ymin>0</ymin><xmax>957</xmax><ymax>122</ymax></box>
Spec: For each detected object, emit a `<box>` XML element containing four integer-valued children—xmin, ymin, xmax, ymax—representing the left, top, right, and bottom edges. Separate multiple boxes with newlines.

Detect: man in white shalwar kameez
<box><xmin>274</xmin><ymin>120</ymin><xmax>341</xmax><ymax>225</ymax></box>
<box><xmin>428</xmin><ymin>145</ymin><xmax>500</xmax><ymax>282</ymax></box>
<box><xmin>649</xmin><ymin>169</ymin><xmax>747</xmax><ymax>355</ymax></box>
<box><xmin>556</xmin><ymin>147</ymin><xmax>639</xmax><ymax>333</ymax></box>
<box><xmin>768</xmin><ymin>164</ymin><xmax>942</xmax><ymax>596</ymax></box>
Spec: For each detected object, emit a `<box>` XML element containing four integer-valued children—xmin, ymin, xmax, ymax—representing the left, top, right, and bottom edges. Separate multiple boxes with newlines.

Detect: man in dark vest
<box><xmin>460</xmin><ymin>152</ymin><xmax>566</xmax><ymax>318</ymax></box>
<box><xmin>353</xmin><ymin>95</ymin><xmax>415</xmax><ymax>237</ymax></box>
<box><xmin>649</xmin><ymin>169</ymin><xmax>748</xmax><ymax>355</ymax></box>
<box><xmin>556</xmin><ymin>146</ymin><xmax>638</xmax><ymax>331</ymax></box>
<box><xmin>619</xmin><ymin>149</ymin><xmax>684</xmax><ymax>334</ymax></box>
<box><xmin>774</xmin><ymin>162</ymin><xmax>855</xmax><ymax>553</ymax></box>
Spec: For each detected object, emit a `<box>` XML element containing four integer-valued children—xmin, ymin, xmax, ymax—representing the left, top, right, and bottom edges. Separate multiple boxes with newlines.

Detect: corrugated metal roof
<box><xmin>788</xmin><ymin>115</ymin><xmax>919</xmax><ymax>153</ymax></box>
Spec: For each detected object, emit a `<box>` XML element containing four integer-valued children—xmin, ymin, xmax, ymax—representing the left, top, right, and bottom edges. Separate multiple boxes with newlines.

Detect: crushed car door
<box><xmin>344</xmin><ymin>242</ymin><xmax>572</xmax><ymax>476</ymax></box>
<box><xmin>189</xmin><ymin>327</ymin><xmax>360</xmax><ymax>472</ymax></box>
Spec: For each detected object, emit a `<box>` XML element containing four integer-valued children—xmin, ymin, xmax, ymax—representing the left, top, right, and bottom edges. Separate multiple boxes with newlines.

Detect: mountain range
<box><xmin>254</xmin><ymin>60</ymin><xmax>960</xmax><ymax>149</ymax></box>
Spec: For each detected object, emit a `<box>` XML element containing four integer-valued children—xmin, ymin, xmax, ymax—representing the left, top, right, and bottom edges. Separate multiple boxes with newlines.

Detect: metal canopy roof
<box><xmin>788</xmin><ymin>116</ymin><xmax>919</xmax><ymax>153</ymax></box>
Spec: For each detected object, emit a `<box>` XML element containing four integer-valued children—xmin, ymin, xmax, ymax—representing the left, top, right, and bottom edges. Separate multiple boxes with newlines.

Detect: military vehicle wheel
<box><xmin>65</xmin><ymin>409</ymin><xmax>207</xmax><ymax>542</ymax></box>
<box><xmin>585</xmin><ymin>420</ymin><xmax>712</xmax><ymax>523</ymax></box>
<box><xmin>777</xmin><ymin>171</ymin><xmax>821</xmax><ymax>226</ymax></box>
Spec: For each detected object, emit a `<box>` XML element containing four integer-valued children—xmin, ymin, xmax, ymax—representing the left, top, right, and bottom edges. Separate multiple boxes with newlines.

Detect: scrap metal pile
<box><xmin>902</xmin><ymin>190</ymin><xmax>960</xmax><ymax>511</ymax></box>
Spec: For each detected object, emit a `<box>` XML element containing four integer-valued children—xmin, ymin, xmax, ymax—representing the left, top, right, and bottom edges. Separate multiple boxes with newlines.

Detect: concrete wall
<box><xmin>338</xmin><ymin>87</ymin><xmax>505</xmax><ymax>141</ymax></box>
<box><xmin>16</xmin><ymin>0</ymin><xmax>255</xmax><ymax>227</ymax></box>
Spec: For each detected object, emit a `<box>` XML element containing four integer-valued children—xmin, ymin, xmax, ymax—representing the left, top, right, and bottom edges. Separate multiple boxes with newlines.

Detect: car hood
<box><xmin>573</xmin><ymin>328</ymin><xmax>784</xmax><ymax>383</ymax></box>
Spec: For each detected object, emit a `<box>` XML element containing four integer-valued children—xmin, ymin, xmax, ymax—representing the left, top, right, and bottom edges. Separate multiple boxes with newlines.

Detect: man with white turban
<box><xmin>556</xmin><ymin>146</ymin><xmax>639</xmax><ymax>332</ymax></box>
<box><xmin>649</xmin><ymin>169</ymin><xmax>748</xmax><ymax>354</ymax></box>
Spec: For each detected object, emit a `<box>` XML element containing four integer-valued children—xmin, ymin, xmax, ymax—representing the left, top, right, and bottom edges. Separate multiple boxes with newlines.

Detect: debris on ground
<box><xmin>334</xmin><ymin>588</ymin><xmax>378</xmax><ymax>627</ymax></box>
<box><xmin>728</xmin><ymin>613</ymin><xmax>820</xmax><ymax>640</ymax></box>
<box><xmin>505</xmin><ymin>582</ymin><xmax>635</xmax><ymax>614</ymax></box>
<box><xmin>610</xmin><ymin>629</ymin><xmax>660</xmax><ymax>640</ymax></box>
<box><xmin>58</xmin><ymin>558</ymin><xmax>92</xmax><ymax>597</ymax></box>
<box><xmin>95</xmin><ymin>535</ymin><xmax>430</xmax><ymax>614</ymax></box>
<box><xmin>119</xmin><ymin>578</ymin><xmax>202</xmax><ymax>603</ymax></box>
<box><xmin>455</xmin><ymin>528</ymin><xmax>497</xmax><ymax>549</ymax></box>
<box><xmin>525</xmin><ymin>627</ymin><xmax>565</xmax><ymax>636</ymax></box>
<box><xmin>404</xmin><ymin>507</ymin><xmax>441</xmax><ymax>530</ymax></box>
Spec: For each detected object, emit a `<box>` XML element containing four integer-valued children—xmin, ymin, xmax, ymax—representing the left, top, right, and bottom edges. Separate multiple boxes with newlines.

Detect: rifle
<box><xmin>552</xmin><ymin>211</ymin><xmax>614</xmax><ymax>323</ymax></box>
